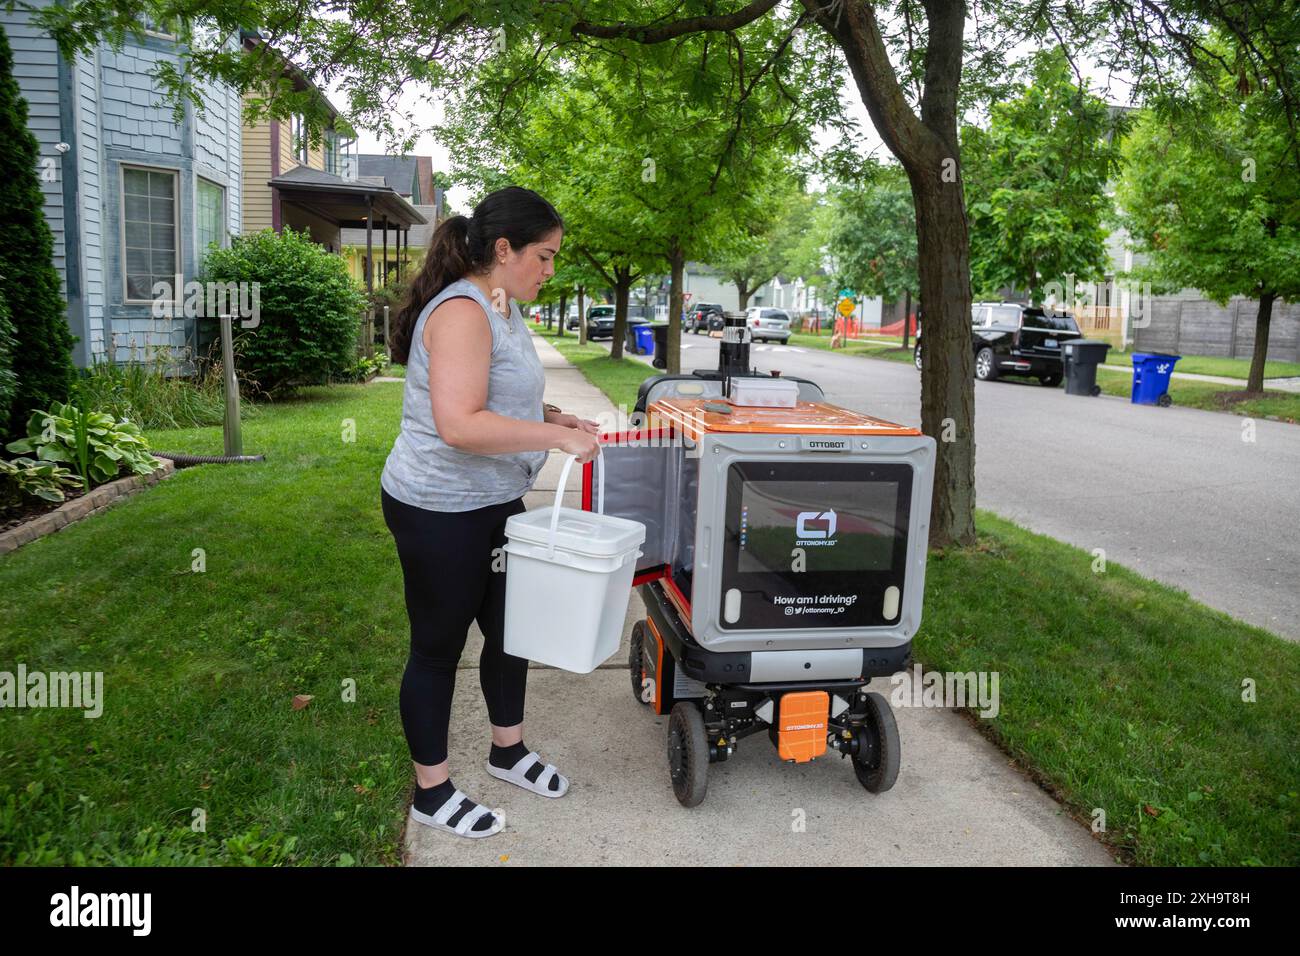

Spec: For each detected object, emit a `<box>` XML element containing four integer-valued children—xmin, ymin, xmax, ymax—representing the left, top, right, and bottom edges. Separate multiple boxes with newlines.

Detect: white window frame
<box><xmin>120</xmin><ymin>164</ymin><xmax>181</xmax><ymax>305</ymax></box>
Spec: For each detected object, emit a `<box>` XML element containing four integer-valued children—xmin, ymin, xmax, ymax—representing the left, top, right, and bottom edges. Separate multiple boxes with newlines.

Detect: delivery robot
<box><xmin>580</xmin><ymin>313</ymin><xmax>936</xmax><ymax>806</ymax></box>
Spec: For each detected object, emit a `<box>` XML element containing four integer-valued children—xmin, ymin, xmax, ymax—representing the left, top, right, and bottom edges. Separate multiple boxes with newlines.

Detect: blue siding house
<box><xmin>0</xmin><ymin>6</ymin><xmax>242</xmax><ymax>368</ymax></box>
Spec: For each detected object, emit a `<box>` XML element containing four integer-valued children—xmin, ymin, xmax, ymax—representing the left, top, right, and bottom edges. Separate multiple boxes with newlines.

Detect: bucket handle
<box><xmin>548</xmin><ymin>452</ymin><xmax>604</xmax><ymax>557</ymax></box>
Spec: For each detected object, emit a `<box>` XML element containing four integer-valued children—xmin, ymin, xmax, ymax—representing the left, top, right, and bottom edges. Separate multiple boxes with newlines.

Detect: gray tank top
<box><xmin>381</xmin><ymin>278</ymin><xmax>548</xmax><ymax>512</ymax></box>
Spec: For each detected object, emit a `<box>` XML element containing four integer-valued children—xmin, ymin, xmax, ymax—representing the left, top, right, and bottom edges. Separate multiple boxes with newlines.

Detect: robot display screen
<box><xmin>737</xmin><ymin>480</ymin><xmax>899</xmax><ymax>575</ymax></box>
<box><xmin>720</xmin><ymin>460</ymin><xmax>913</xmax><ymax>630</ymax></box>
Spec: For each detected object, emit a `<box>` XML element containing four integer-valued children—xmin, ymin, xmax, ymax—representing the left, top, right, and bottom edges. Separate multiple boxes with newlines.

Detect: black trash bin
<box><xmin>649</xmin><ymin>322</ymin><xmax>670</xmax><ymax>370</ymax></box>
<box><xmin>1062</xmin><ymin>339</ymin><xmax>1111</xmax><ymax>397</ymax></box>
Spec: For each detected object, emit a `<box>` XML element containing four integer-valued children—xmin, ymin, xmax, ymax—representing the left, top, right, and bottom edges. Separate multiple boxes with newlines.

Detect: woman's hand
<box><xmin>548</xmin><ymin>410</ymin><xmax>601</xmax><ymax>436</ymax></box>
<box><xmin>555</xmin><ymin>427</ymin><xmax>601</xmax><ymax>464</ymax></box>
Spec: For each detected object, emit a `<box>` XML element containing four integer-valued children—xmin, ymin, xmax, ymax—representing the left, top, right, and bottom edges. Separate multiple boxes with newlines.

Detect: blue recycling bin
<box><xmin>634</xmin><ymin>324</ymin><xmax>655</xmax><ymax>355</ymax></box>
<box><xmin>1130</xmin><ymin>352</ymin><xmax>1181</xmax><ymax>406</ymax></box>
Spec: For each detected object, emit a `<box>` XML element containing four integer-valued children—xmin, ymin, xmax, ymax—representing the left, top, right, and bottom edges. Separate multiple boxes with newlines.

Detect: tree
<box><xmin>38</xmin><ymin>2</ymin><xmax>1300</xmax><ymax>546</ymax></box>
<box><xmin>443</xmin><ymin>43</ymin><xmax>807</xmax><ymax>370</ymax></box>
<box><xmin>961</xmin><ymin>46</ymin><xmax>1122</xmax><ymax>303</ymax></box>
<box><xmin>0</xmin><ymin>23</ymin><xmax>74</xmax><ymax>440</ymax></box>
<box><xmin>827</xmin><ymin>162</ymin><xmax>918</xmax><ymax>342</ymax></box>
<box><xmin>713</xmin><ymin>177</ymin><xmax>817</xmax><ymax>309</ymax></box>
<box><xmin>1116</xmin><ymin>43</ymin><xmax>1300</xmax><ymax>393</ymax></box>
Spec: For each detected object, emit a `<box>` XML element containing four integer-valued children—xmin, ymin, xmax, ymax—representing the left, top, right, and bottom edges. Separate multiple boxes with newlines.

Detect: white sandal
<box><xmin>485</xmin><ymin>751</ymin><xmax>570</xmax><ymax>798</ymax></box>
<box><xmin>408</xmin><ymin>788</ymin><xmax>504</xmax><ymax>838</ymax></box>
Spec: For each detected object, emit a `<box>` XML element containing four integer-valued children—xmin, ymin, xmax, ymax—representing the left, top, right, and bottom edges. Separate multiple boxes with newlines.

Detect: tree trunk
<box><xmin>610</xmin><ymin>268</ymin><xmax>633</xmax><ymax>361</ymax></box>
<box><xmin>736</xmin><ymin>279</ymin><xmax>752</xmax><ymax>310</ymax></box>
<box><xmin>577</xmin><ymin>285</ymin><xmax>587</xmax><ymax>345</ymax></box>
<box><xmin>814</xmin><ymin>0</ymin><xmax>976</xmax><ymax>547</ymax></box>
<box><xmin>557</xmin><ymin>291</ymin><xmax>567</xmax><ymax>337</ymax></box>
<box><xmin>907</xmin><ymin>172</ymin><xmax>976</xmax><ymax>547</ymax></box>
<box><xmin>1247</xmin><ymin>290</ymin><xmax>1275</xmax><ymax>393</ymax></box>
<box><xmin>668</xmin><ymin>241</ymin><xmax>685</xmax><ymax>374</ymax></box>
<box><xmin>902</xmin><ymin>287</ymin><xmax>911</xmax><ymax>349</ymax></box>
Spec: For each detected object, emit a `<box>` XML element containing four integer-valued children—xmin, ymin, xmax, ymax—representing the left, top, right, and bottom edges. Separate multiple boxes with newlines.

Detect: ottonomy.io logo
<box><xmin>795</xmin><ymin>510</ymin><xmax>838</xmax><ymax>546</ymax></box>
<box><xmin>50</xmin><ymin>886</ymin><xmax>151</xmax><ymax>935</ymax></box>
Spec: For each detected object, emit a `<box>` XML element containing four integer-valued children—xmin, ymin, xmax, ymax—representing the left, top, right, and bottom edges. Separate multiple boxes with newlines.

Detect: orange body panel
<box><xmin>646</xmin><ymin>396</ymin><xmax>921</xmax><ymax>442</ymax></box>
<box><xmin>777</xmin><ymin>691</ymin><xmax>830</xmax><ymax>763</ymax></box>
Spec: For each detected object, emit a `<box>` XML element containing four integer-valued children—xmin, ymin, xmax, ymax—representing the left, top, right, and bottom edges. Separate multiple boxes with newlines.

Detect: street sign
<box><xmin>837</xmin><ymin>297</ymin><xmax>855</xmax><ymax>317</ymax></box>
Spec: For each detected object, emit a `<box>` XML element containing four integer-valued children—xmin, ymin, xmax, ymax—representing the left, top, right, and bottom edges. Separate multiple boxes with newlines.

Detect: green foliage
<box><xmin>1115</xmin><ymin>40</ymin><xmax>1300</xmax><ymax>307</ymax></box>
<box><xmin>201</xmin><ymin>228</ymin><xmax>366</xmax><ymax>395</ymax></box>
<box><xmin>335</xmin><ymin>348</ymin><xmax>389</xmax><ymax>384</ymax></box>
<box><xmin>961</xmin><ymin>46</ymin><xmax>1123</xmax><ymax>302</ymax></box>
<box><xmin>4</xmin><ymin>401</ymin><xmax>162</xmax><ymax>492</ymax></box>
<box><xmin>712</xmin><ymin>177</ymin><xmax>822</xmax><ymax>304</ymax></box>
<box><xmin>0</xmin><ymin>24</ymin><xmax>75</xmax><ymax>441</ymax></box>
<box><xmin>827</xmin><ymin>162</ymin><xmax>918</xmax><ymax>302</ymax></box>
<box><xmin>0</xmin><ymin>455</ymin><xmax>81</xmax><ymax>513</ymax></box>
<box><xmin>0</xmin><ymin>279</ymin><xmax>14</xmax><ymax>433</ymax></box>
<box><xmin>71</xmin><ymin>349</ymin><xmax>247</xmax><ymax>431</ymax></box>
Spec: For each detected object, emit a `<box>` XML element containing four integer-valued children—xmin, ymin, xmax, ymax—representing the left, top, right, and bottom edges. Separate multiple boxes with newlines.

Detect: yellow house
<box><xmin>238</xmin><ymin>33</ymin><xmax>425</xmax><ymax>293</ymax></box>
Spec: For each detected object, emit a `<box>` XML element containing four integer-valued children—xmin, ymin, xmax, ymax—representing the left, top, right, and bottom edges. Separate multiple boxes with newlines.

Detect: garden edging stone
<box><xmin>0</xmin><ymin>459</ymin><xmax>176</xmax><ymax>555</ymax></box>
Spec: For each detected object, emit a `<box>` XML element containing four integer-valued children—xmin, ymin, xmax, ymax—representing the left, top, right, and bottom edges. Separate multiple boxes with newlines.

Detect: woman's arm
<box><xmin>425</xmin><ymin>298</ymin><xmax>590</xmax><ymax>457</ymax></box>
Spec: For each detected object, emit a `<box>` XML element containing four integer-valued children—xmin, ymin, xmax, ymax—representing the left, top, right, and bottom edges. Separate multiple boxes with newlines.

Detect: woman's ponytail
<box><xmin>390</xmin><ymin>187</ymin><xmax>563</xmax><ymax>365</ymax></box>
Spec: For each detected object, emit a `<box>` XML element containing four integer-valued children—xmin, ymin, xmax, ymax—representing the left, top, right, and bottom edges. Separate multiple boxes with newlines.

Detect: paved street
<box><xmin>621</xmin><ymin>332</ymin><xmax>1300</xmax><ymax>641</ymax></box>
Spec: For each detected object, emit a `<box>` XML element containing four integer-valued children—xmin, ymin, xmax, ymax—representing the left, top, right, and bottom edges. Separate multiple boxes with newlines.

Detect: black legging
<box><xmin>381</xmin><ymin>485</ymin><xmax>530</xmax><ymax>766</ymax></box>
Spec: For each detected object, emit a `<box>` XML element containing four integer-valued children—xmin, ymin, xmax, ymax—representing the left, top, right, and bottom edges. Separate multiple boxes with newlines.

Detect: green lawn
<box><xmin>2</xmin><ymin>354</ymin><xmax>1296</xmax><ymax>866</ymax></box>
<box><xmin>0</xmin><ymin>383</ymin><xmax>413</xmax><ymax>865</ymax></box>
<box><xmin>1104</xmin><ymin>351</ymin><xmax>1300</xmax><ymax>380</ymax></box>
<box><xmin>1096</xmin><ymin>368</ymin><xmax>1300</xmax><ymax>422</ymax></box>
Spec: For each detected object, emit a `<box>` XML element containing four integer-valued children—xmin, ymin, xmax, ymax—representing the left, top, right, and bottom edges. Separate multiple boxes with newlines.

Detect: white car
<box><xmin>746</xmin><ymin>307</ymin><xmax>792</xmax><ymax>344</ymax></box>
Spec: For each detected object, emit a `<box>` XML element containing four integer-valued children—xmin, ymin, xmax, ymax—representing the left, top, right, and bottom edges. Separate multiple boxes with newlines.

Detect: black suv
<box><xmin>688</xmin><ymin>302</ymin><xmax>724</xmax><ymax>333</ymax></box>
<box><xmin>913</xmin><ymin>302</ymin><xmax>1082</xmax><ymax>387</ymax></box>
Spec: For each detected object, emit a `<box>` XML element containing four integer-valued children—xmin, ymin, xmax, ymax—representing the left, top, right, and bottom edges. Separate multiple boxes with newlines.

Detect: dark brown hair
<box><xmin>390</xmin><ymin>185</ymin><xmax>564</xmax><ymax>364</ymax></box>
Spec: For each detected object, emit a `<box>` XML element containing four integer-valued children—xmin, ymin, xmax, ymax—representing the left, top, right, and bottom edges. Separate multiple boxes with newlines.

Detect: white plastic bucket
<box><xmin>503</xmin><ymin>453</ymin><xmax>646</xmax><ymax>673</ymax></box>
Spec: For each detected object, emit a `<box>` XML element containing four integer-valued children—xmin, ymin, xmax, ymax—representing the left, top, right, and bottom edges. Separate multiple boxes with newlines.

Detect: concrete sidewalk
<box><xmin>402</xmin><ymin>330</ymin><xmax>1119</xmax><ymax>866</ymax></box>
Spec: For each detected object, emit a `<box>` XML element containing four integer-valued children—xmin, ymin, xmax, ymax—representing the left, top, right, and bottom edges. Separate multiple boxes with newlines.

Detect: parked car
<box><xmin>584</xmin><ymin>304</ymin><xmax>651</xmax><ymax>339</ymax></box>
<box><xmin>912</xmin><ymin>302</ymin><xmax>1082</xmax><ymax>387</ymax></box>
<box><xmin>746</xmin><ymin>306</ymin><xmax>792</xmax><ymax>344</ymax></box>
<box><xmin>688</xmin><ymin>302</ymin><xmax>724</xmax><ymax>333</ymax></box>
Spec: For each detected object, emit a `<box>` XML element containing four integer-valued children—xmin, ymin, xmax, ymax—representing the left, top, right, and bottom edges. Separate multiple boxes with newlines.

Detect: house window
<box><xmin>196</xmin><ymin>178</ymin><xmax>225</xmax><ymax>259</ymax></box>
<box><xmin>140</xmin><ymin>15</ymin><xmax>178</xmax><ymax>39</ymax></box>
<box><xmin>122</xmin><ymin>166</ymin><xmax>179</xmax><ymax>302</ymax></box>
<box><xmin>291</xmin><ymin>114</ymin><xmax>308</xmax><ymax>165</ymax></box>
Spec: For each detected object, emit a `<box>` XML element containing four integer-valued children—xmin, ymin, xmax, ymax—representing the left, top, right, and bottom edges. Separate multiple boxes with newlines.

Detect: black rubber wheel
<box><xmin>852</xmin><ymin>692</ymin><xmax>901</xmax><ymax>793</ymax></box>
<box><xmin>1040</xmin><ymin>374</ymin><xmax>1061</xmax><ymax>387</ymax></box>
<box><xmin>913</xmin><ymin>342</ymin><xmax>923</xmax><ymax>371</ymax></box>
<box><xmin>975</xmin><ymin>347</ymin><xmax>998</xmax><ymax>381</ymax></box>
<box><xmin>1157</xmin><ymin>393</ymin><xmax>1172</xmax><ymax>407</ymax></box>
<box><xmin>667</xmin><ymin>702</ymin><xmax>709</xmax><ymax>807</ymax></box>
<box><xmin>1091</xmin><ymin>384</ymin><xmax>1103</xmax><ymax>397</ymax></box>
<box><xmin>629</xmin><ymin>621</ymin><xmax>650</xmax><ymax>705</ymax></box>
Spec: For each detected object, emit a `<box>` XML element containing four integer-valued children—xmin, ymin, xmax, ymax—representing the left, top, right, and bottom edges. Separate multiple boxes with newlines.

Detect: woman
<box><xmin>380</xmin><ymin>186</ymin><xmax>601</xmax><ymax>839</ymax></box>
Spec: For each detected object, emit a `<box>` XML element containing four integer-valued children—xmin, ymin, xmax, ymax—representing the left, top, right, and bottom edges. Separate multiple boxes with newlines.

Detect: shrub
<box><xmin>0</xmin><ymin>26</ymin><xmax>75</xmax><ymax>441</ymax></box>
<box><xmin>5</xmin><ymin>402</ymin><xmax>162</xmax><ymax>492</ymax></box>
<box><xmin>0</xmin><ymin>283</ymin><xmax>14</xmax><ymax>433</ymax></box>
<box><xmin>202</xmin><ymin>228</ymin><xmax>366</xmax><ymax>394</ymax></box>
<box><xmin>0</xmin><ymin>456</ymin><xmax>81</xmax><ymax>514</ymax></box>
